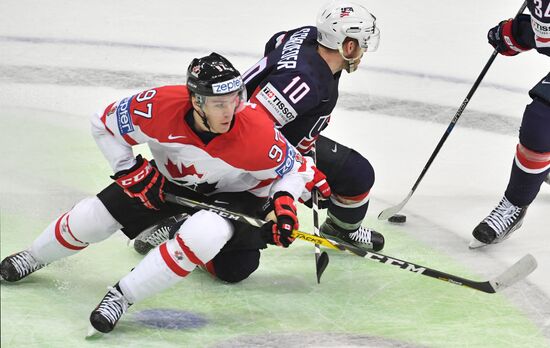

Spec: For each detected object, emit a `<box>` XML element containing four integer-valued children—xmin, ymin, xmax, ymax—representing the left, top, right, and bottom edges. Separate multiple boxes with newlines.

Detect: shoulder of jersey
<box><xmin>222</xmin><ymin>106</ymin><xmax>288</xmax><ymax>171</ymax></box>
<box><xmin>130</xmin><ymin>85</ymin><xmax>193</xmax><ymax>142</ymax></box>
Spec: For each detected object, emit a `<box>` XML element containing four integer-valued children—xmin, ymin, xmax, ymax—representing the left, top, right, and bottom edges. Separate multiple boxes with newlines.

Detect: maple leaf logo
<box><xmin>165</xmin><ymin>159</ymin><xmax>204</xmax><ymax>179</ymax></box>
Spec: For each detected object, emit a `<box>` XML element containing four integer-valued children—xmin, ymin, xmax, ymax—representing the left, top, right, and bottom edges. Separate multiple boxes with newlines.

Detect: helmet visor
<box><xmin>200</xmin><ymin>88</ymin><xmax>247</xmax><ymax>114</ymax></box>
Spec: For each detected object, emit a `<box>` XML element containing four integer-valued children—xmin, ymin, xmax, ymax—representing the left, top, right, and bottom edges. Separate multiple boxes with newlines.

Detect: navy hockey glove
<box><xmin>305</xmin><ymin>166</ymin><xmax>331</xmax><ymax>199</ymax></box>
<box><xmin>112</xmin><ymin>155</ymin><xmax>166</xmax><ymax>210</ymax></box>
<box><xmin>261</xmin><ymin>192</ymin><xmax>298</xmax><ymax>248</ymax></box>
<box><xmin>488</xmin><ymin>18</ymin><xmax>531</xmax><ymax>56</ymax></box>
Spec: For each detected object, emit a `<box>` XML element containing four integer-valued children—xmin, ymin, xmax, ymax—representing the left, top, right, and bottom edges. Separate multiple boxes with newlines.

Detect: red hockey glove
<box><xmin>112</xmin><ymin>155</ymin><xmax>166</xmax><ymax>210</ymax></box>
<box><xmin>487</xmin><ymin>18</ymin><xmax>531</xmax><ymax>56</ymax></box>
<box><xmin>264</xmin><ymin>191</ymin><xmax>298</xmax><ymax>248</ymax></box>
<box><xmin>305</xmin><ymin>166</ymin><xmax>331</xmax><ymax>199</ymax></box>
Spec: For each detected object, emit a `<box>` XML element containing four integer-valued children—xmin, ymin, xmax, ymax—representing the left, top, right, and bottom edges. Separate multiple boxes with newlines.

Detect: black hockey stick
<box><xmin>164</xmin><ymin>193</ymin><xmax>537</xmax><ymax>294</ymax></box>
<box><xmin>311</xmin><ymin>147</ymin><xmax>330</xmax><ymax>283</ymax></box>
<box><xmin>378</xmin><ymin>1</ymin><xmax>529</xmax><ymax>221</ymax></box>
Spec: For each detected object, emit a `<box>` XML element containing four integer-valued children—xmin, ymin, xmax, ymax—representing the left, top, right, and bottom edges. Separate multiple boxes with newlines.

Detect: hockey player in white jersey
<box><xmin>0</xmin><ymin>53</ymin><xmax>320</xmax><ymax>332</ymax></box>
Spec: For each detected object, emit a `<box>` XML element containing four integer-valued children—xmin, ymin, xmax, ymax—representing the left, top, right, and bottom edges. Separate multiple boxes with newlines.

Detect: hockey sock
<box><xmin>327</xmin><ymin>193</ymin><xmax>370</xmax><ymax>231</ymax></box>
<box><xmin>505</xmin><ymin>144</ymin><xmax>550</xmax><ymax>206</ymax></box>
<box><xmin>29</xmin><ymin>197</ymin><xmax>122</xmax><ymax>264</ymax></box>
<box><xmin>119</xmin><ymin>210</ymin><xmax>234</xmax><ymax>303</ymax></box>
<box><xmin>118</xmin><ymin>237</ymin><xmax>197</xmax><ymax>303</ymax></box>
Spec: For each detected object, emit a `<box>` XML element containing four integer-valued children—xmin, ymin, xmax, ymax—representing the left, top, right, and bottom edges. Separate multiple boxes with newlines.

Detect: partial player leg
<box><xmin>0</xmin><ymin>196</ymin><xmax>122</xmax><ymax>282</ymax></box>
<box><xmin>89</xmin><ymin>210</ymin><xmax>234</xmax><ymax>333</ymax></box>
<box><xmin>313</xmin><ymin>136</ymin><xmax>384</xmax><ymax>251</ymax></box>
<box><xmin>471</xmin><ymin>95</ymin><xmax>550</xmax><ymax>248</ymax></box>
<box><xmin>133</xmin><ymin>213</ymin><xmax>188</xmax><ymax>255</ymax></box>
<box><xmin>205</xmin><ymin>249</ymin><xmax>261</xmax><ymax>283</ymax></box>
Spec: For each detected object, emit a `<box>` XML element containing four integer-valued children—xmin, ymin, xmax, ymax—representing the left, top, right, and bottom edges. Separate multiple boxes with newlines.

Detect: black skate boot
<box><xmin>89</xmin><ymin>284</ymin><xmax>132</xmax><ymax>334</ymax></box>
<box><xmin>470</xmin><ymin>196</ymin><xmax>528</xmax><ymax>249</ymax></box>
<box><xmin>133</xmin><ymin>213</ymin><xmax>188</xmax><ymax>255</ymax></box>
<box><xmin>0</xmin><ymin>250</ymin><xmax>46</xmax><ymax>282</ymax></box>
<box><xmin>320</xmin><ymin>218</ymin><xmax>385</xmax><ymax>252</ymax></box>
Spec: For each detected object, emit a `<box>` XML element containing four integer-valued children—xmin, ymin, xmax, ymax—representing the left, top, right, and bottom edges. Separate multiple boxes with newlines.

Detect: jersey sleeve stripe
<box><xmin>122</xmin><ymin>133</ymin><xmax>138</xmax><ymax>146</ymax></box>
<box><xmin>100</xmin><ymin>102</ymin><xmax>116</xmax><ymax>136</ymax></box>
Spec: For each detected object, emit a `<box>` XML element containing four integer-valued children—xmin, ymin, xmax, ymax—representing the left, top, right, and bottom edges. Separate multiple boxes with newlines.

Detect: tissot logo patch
<box><xmin>256</xmin><ymin>83</ymin><xmax>297</xmax><ymax>126</ymax></box>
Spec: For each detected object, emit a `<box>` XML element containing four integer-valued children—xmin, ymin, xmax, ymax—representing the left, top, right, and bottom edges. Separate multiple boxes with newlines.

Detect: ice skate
<box><xmin>133</xmin><ymin>213</ymin><xmax>188</xmax><ymax>255</ymax></box>
<box><xmin>470</xmin><ymin>196</ymin><xmax>528</xmax><ymax>249</ymax></box>
<box><xmin>0</xmin><ymin>250</ymin><xmax>46</xmax><ymax>282</ymax></box>
<box><xmin>89</xmin><ymin>285</ymin><xmax>132</xmax><ymax>334</ymax></box>
<box><xmin>320</xmin><ymin>218</ymin><xmax>385</xmax><ymax>251</ymax></box>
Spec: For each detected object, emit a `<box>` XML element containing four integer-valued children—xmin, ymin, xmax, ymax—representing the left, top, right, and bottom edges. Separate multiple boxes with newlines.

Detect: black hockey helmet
<box><xmin>186</xmin><ymin>52</ymin><xmax>244</xmax><ymax>98</ymax></box>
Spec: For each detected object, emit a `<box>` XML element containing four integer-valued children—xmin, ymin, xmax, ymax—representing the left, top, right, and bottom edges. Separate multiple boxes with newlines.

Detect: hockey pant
<box><xmin>309</xmin><ymin>135</ymin><xmax>375</xmax><ymax>230</ymax></box>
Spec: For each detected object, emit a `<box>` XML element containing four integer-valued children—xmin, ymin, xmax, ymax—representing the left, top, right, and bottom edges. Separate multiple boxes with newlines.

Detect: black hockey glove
<box><xmin>260</xmin><ymin>191</ymin><xmax>298</xmax><ymax>248</ymax></box>
<box><xmin>488</xmin><ymin>16</ymin><xmax>531</xmax><ymax>56</ymax></box>
<box><xmin>112</xmin><ymin>155</ymin><xmax>166</xmax><ymax>210</ymax></box>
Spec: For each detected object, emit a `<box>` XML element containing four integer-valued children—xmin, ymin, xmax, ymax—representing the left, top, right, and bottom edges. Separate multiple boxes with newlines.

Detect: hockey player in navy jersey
<box><xmin>244</xmin><ymin>0</ymin><xmax>384</xmax><ymax>252</ymax></box>
<box><xmin>470</xmin><ymin>0</ymin><xmax>550</xmax><ymax>248</ymax></box>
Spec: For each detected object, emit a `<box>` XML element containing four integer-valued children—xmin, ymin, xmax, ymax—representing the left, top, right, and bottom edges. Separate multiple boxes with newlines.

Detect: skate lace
<box><xmin>484</xmin><ymin>197</ymin><xmax>522</xmax><ymax>236</ymax></box>
<box><xmin>11</xmin><ymin>251</ymin><xmax>43</xmax><ymax>277</ymax></box>
<box><xmin>96</xmin><ymin>287</ymin><xmax>129</xmax><ymax>324</ymax></box>
<box><xmin>145</xmin><ymin>226</ymin><xmax>171</xmax><ymax>246</ymax></box>
<box><xmin>348</xmin><ymin>226</ymin><xmax>373</xmax><ymax>244</ymax></box>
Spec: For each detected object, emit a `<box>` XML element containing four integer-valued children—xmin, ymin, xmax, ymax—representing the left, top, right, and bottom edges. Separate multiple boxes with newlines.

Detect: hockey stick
<box><xmin>378</xmin><ymin>0</ymin><xmax>529</xmax><ymax>221</ymax></box>
<box><xmin>164</xmin><ymin>193</ymin><xmax>537</xmax><ymax>293</ymax></box>
<box><xmin>311</xmin><ymin>147</ymin><xmax>330</xmax><ymax>283</ymax></box>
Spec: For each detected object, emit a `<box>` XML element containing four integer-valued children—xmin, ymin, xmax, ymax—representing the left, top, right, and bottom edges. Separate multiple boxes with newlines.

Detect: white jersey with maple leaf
<box><xmin>91</xmin><ymin>85</ymin><xmax>314</xmax><ymax>199</ymax></box>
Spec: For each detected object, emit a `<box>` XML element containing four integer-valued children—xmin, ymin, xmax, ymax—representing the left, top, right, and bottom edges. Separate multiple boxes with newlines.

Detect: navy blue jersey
<box><xmin>244</xmin><ymin>26</ymin><xmax>341</xmax><ymax>153</ymax></box>
<box><xmin>516</xmin><ymin>0</ymin><xmax>550</xmax><ymax>56</ymax></box>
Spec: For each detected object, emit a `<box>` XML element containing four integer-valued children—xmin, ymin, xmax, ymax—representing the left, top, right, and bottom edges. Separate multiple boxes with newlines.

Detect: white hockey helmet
<box><xmin>316</xmin><ymin>1</ymin><xmax>380</xmax><ymax>72</ymax></box>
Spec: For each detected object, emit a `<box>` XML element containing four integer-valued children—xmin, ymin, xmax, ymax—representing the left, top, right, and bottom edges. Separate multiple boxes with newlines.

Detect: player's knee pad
<box><xmin>174</xmin><ymin>210</ymin><xmax>234</xmax><ymax>265</ymax></box>
<box><xmin>211</xmin><ymin>249</ymin><xmax>261</xmax><ymax>284</ymax></box>
<box><xmin>61</xmin><ymin>196</ymin><xmax>122</xmax><ymax>246</ymax></box>
<box><xmin>330</xmin><ymin>149</ymin><xmax>374</xmax><ymax>204</ymax></box>
<box><xmin>519</xmin><ymin>99</ymin><xmax>550</xmax><ymax>153</ymax></box>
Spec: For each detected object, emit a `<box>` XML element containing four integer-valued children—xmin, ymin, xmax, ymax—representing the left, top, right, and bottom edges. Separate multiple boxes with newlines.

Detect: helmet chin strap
<box><xmin>198</xmin><ymin>109</ymin><xmax>213</xmax><ymax>132</ymax></box>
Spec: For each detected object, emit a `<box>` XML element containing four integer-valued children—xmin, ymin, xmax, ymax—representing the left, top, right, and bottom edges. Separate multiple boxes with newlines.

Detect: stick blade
<box><xmin>489</xmin><ymin>254</ymin><xmax>537</xmax><ymax>292</ymax></box>
<box><xmin>378</xmin><ymin>192</ymin><xmax>412</xmax><ymax>220</ymax></box>
<box><xmin>378</xmin><ymin>206</ymin><xmax>402</xmax><ymax>221</ymax></box>
<box><xmin>316</xmin><ymin>252</ymin><xmax>330</xmax><ymax>284</ymax></box>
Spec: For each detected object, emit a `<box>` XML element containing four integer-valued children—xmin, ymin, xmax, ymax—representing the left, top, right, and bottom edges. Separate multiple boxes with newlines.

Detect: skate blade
<box><xmin>85</xmin><ymin>325</ymin><xmax>103</xmax><ymax>339</ymax></box>
<box><xmin>469</xmin><ymin>238</ymin><xmax>488</xmax><ymax>249</ymax></box>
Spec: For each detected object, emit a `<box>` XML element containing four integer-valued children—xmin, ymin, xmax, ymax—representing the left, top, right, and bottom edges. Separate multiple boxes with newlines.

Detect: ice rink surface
<box><xmin>1</xmin><ymin>1</ymin><xmax>549</xmax><ymax>347</ymax></box>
